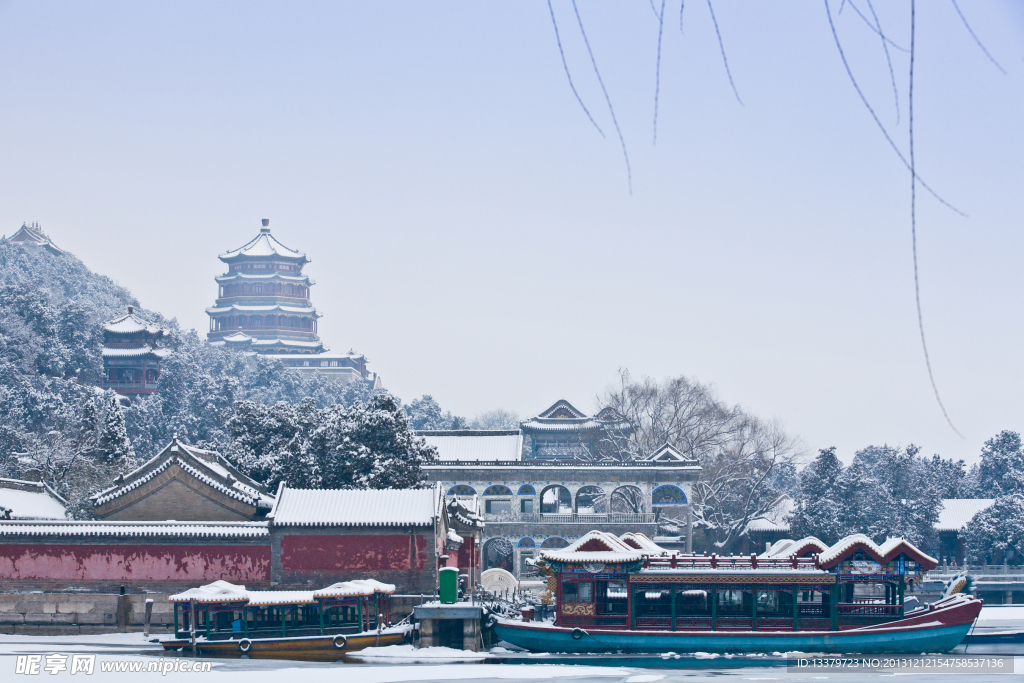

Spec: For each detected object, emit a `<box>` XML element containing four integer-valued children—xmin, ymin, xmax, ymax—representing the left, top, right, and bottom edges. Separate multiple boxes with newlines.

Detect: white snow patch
<box><xmin>626</xmin><ymin>676</ymin><xmax>665</xmax><ymax>682</ymax></box>
<box><xmin>978</xmin><ymin>605</ymin><xmax>1024</xmax><ymax>621</ymax></box>
<box><xmin>348</xmin><ymin>644</ymin><xmax>489</xmax><ymax>662</ymax></box>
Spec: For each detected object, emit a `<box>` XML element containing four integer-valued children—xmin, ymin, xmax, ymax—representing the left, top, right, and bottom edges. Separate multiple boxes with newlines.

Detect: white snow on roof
<box><xmin>270</xmin><ymin>486</ymin><xmax>439</xmax><ymax>527</ymax></box>
<box><xmin>220</xmin><ymin>229</ymin><xmax>306</xmax><ymax>261</ymax></box>
<box><xmin>101</xmin><ymin>347</ymin><xmax>169</xmax><ymax>358</ymax></box>
<box><xmin>936</xmin><ymin>498</ymin><xmax>995</xmax><ymax>531</ymax></box>
<box><xmin>206</xmin><ymin>304</ymin><xmax>317</xmax><ymax>315</ymax></box>
<box><xmin>0</xmin><ymin>521</ymin><xmax>268</xmax><ymax>537</ymax></box>
<box><xmin>817</xmin><ymin>533</ymin><xmax>937</xmax><ymax>567</ymax></box>
<box><xmin>103</xmin><ymin>310</ymin><xmax>164</xmax><ymax>335</ymax></box>
<box><xmin>245</xmin><ymin>591</ymin><xmax>317</xmax><ymax>606</ymax></box>
<box><xmin>619</xmin><ymin>532</ymin><xmax>668</xmax><ymax>554</ymax></box>
<box><xmin>169</xmin><ymin>581</ymin><xmax>249</xmax><ymax>603</ymax></box>
<box><xmin>540</xmin><ymin>530</ymin><xmax>647</xmax><ymax>564</ymax></box>
<box><xmin>0</xmin><ymin>480</ymin><xmax>67</xmax><ymax>520</ymax></box>
<box><xmin>314</xmin><ymin>579</ymin><xmax>396</xmax><ymax>599</ymax></box>
<box><xmin>216</xmin><ymin>272</ymin><xmax>310</xmax><ymax>283</ymax></box>
<box><xmin>253</xmin><ymin>338</ymin><xmax>324</xmax><ymax>347</ymax></box>
<box><xmin>758</xmin><ymin>536</ymin><xmax>829</xmax><ymax>559</ymax></box>
<box><xmin>92</xmin><ymin>455</ymin><xmax>261</xmax><ymax>507</ymax></box>
<box><xmin>418</xmin><ymin>432</ymin><xmax>522</xmax><ymax>462</ymax></box>
<box><xmin>447</xmin><ymin>528</ymin><xmax>464</xmax><ymax>544</ymax></box>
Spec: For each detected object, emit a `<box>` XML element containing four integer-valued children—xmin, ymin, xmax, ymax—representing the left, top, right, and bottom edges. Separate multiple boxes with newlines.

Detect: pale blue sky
<box><xmin>1</xmin><ymin>1</ymin><xmax>1022</xmax><ymax>465</ymax></box>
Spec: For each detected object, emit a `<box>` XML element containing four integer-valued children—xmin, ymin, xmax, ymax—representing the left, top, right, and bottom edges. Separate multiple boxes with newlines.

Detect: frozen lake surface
<box><xmin>0</xmin><ymin>606</ymin><xmax>1021</xmax><ymax>682</ymax></box>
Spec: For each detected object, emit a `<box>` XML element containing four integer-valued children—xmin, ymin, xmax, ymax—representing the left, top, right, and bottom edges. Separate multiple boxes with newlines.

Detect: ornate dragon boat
<box><xmin>161</xmin><ymin>579</ymin><xmax>409</xmax><ymax>659</ymax></box>
<box><xmin>493</xmin><ymin>531</ymin><xmax>981</xmax><ymax>654</ymax></box>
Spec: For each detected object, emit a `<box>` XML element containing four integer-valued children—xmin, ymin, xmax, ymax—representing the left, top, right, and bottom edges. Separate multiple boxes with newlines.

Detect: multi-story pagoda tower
<box><xmin>100</xmin><ymin>306</ymin><xmax>168</xmax><ymax>396</ymax></box>
<box><xmin>206</xmin><ymin>219</ymin><xmax>324</xmax><ymax>355</ymax></box>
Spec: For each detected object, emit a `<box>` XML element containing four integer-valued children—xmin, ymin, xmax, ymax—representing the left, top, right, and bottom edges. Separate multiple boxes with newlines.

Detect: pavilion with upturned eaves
<box><xmin>207</xmin><ymin>219</ymin><xmax>324</xmax><ymax>355</ymax></box>
<box><xmin>100</xmin><ymin>306</ymin><xmax>168</xmax><ymax>397</ymax></box>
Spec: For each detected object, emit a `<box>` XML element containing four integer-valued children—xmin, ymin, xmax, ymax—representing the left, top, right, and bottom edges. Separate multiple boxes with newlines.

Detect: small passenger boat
<box><xmin>161</xmin><ymin>579</ymin><xmax>409</xmax><ymax>659</ymax></box>
<box><xmin>494</xmin><ymin>531</ymin><xmax>982</xmax><ymax>654</ymax></box>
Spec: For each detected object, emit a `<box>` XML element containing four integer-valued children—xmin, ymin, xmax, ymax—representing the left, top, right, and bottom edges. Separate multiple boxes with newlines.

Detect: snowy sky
<box><xmin>1</xmin><ymin>2</ymin><xmax>1022</xmax><ymax>466</ymax></box>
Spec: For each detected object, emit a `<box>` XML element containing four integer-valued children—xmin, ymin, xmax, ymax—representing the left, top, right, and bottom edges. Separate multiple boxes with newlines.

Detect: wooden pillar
<box><xmin>898</xmin><ymin>576</ymin><xmax>905</xmax><ymax>618</ymax></box>
<box><xmin>792</xmin><ymin>586</ymin><xmax>798</xmax><ymax>631</ymax></box>
<box><xmin>670</xmin><ymin>584</ymin><xmax>677</xmax><ymax>632</ymax></box>
<box><xmin>711</xmin><ymin>586</ymin><xmax>717</xmax><ymax>631</ymax></box>
<box><xmin>751</xmin><ymin>585</ymin><xmax>757</xmax><ymax>631</ymax></box>
<box><xmin>830</xmin><ymin>576</ymin><xmax>839</xmax><ymax>631</ymax></box>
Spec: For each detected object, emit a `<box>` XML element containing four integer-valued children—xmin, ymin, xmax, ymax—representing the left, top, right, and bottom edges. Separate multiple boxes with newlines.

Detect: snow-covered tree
<box><xmin>972</xmin><ymin>430</ymin><xmax>1024</xmax><ymax>498</ymax></box>
<box><xmin>403</xmin><ymin>394</ymin><xmax>467</xmax><ymax>430</ymax></box>
<box><xmin>98</xmin><ymin>393</ymin><xmax>134</xmax><ymax>467</ymax></box>
<box><xmin>469</xmin><ymin>409</ymin><xmax>520</xmax><ymax>430</ymax></box>
<box><xmin>962</xmin><ymin>495</ymin><xmax>1024</xmax><ymax>565</ymax></box>
<box><xmin>790</xmin><ymin>447</ymin><xmax>846</xmax><ymax>544</ymax></box>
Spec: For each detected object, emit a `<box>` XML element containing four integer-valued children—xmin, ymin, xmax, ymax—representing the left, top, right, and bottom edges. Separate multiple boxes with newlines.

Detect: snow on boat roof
<box><xmin>540</xmin><ymin>530</ymin><xmax>647</xmax><ymax>564</ymax></box>
<box><xmin>0</xmin><ymin>520</ymin><xmax>268</xmax><ymax>537</ymax></box>
<box><xmin>269</xmin><ymin>485</ymin><xmax>439</xmax><ymax>527</ymax></box>
<box><xmin>759</xmin><ymin>536</ymin><xmax>829</xmax><ymax>559</ymax></box>
<box><xmin>314</xmin><ymin>579</ymin><xmax>396</xmax><ymax>598</ymax></box>
<box><xmin>817</xmin><ymin>533</ymin><xmax>937</xmax><ymax>570</ymax></box>
<box><xmin>417</xmin><ymin>431</ymin><xmax>523</xmax><ymax>462</ymax></box>
<box><xmin>935</xmin><ymin>498</ymin><xmax>995</xmax><ymax>531</ymax></box>
<box><xmin>245</xmin><ymin>591</ymin><xmax>317</xmax><ymax>606</ymax></box>
<box><xmin>0</xmin><ymin>478</ymin><xmax>67</xmax><ymax>520</ymax></box>
<box><xmin>220</xmin><ymin>227</ymin><xmax>307</xmax><ymax>262</ymax></box>
<box><xmin>170</xmin><ymin>581</ymin><xmax>249</xmax><ymax>603</ymax></box>
<box><xmin>619</xmin><ymin>532</ymin><xmax>668</xmax><ymax>554</ymax></box>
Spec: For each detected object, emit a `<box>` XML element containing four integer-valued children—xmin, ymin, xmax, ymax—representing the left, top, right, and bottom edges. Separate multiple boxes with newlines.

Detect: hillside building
<box><xmin>100</xmin><ymin>306</ymin><xmax>168</xmax><ymax>397</ymax></box>
<box><xmin>520</xmin><ymin>399</ymin><xmax>628</xmax><ymax>460</ymax></box>
<box><xmin>6</xmin><ymin>222</ymin><xmax>63</xmax><ymax>255</ymax></box>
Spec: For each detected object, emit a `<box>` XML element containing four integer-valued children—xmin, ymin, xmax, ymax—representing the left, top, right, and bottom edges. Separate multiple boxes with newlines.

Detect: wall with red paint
<box><xmin>276</xmin><ymin>532</ymin><xmax>435</xmax><ymax>592</ymax></box>
<box><xmin>0</xmin><ymin>544</ymin><xmax>270</xmax><ymax>585</ymax></box>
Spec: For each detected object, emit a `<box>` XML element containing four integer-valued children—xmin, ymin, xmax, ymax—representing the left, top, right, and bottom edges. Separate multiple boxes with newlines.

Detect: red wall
<box><xmin>280</xmin><ymin>534</ymin><xmax>428</xmax><ymax>572</ymax></box>
<box><xmin>0</xmin><ymin>544</ymin><xmax>270</xmax><ymax>582</ymax></box>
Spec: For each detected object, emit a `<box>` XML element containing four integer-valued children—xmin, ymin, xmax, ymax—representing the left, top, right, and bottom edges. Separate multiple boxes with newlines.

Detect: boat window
<box><xmin>797</xmin><ymin>589</ymin><xmax>827</xmax><ymax>617</ymax></box>
<box><xmin>675</xmin><ymin>587</ymin><xmax>711</xmax><ymax>615</ymax></box>
<box><xmin>635</xmin><ymin>587</ymin><xmax>672</xmax><ymax>616</ymax></box>
<box><xmin>756</xmin><ymin>589</ymin><xmax>793</xmax><ymax>616</ymax></box>
<box><xmin>716</xmin><ymin>589</ymin><xmax>752</xmax><ymax>615</ymax></box>
<box><xmin>596</xmin><ymin>580</ymin><xmax>628</xmax><ymax>615</ymax></box>
<box><xmin>563</xmin><ymin>582</ymin><xmax>592</xmax><ymax>602</ymax></box>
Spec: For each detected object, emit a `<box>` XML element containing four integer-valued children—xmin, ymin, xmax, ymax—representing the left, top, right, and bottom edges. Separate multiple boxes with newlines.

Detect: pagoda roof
<box><xmin>215</xmin><ymin>272</ymin><xmax>313</xmax><ymax>284</ymax></box>
<box><xmin>251</xmin><ymin>338</ymin><xmax>325</xmax><ymax>350</ymax></box>
<box><xmin>103</xmin><ymin>307</ymin><xmax>165</xmax><ymax>336</ymax></box>
<box><xmin>521</xmin><ymin>399</ymin><xmax>608</xmax><ymax>433</ymax></box>
<box><xmin>206</xmin><ymin>303</ymin><xmax>320</xmax><ymax>316</ymax></box>
<box><xmin>7</xmin><ymin>223</ymin><xmax>63</xmax><ymax>255</ymax></box>
<box><xmin>102</xmin><ymin>346</ymin><xmax>170</xmax><ymax>359</ymax></box>
<box><xmin>220</xmin><ymin>224</ymin><xmax>308</xmax><ymax>263</ymax></box>
<box><xmin>540</xmin><ymin>530</ymin><xmax>648</xmax><ymax>564</ymax></box>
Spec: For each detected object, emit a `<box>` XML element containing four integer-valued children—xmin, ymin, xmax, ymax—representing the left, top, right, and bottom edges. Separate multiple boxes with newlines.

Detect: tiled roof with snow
<box><xmin>102</xmin><ymin>310</ymin><xmax>165</xmax><ymax>336</ymax></box>
<box><xmin>619</xmin><ymin>532</ymin><xmax>668</xmax><ymax>554</ymax></box>
<box><xmin>0</xmin><ymin>521</ymin><xmax>269</xmax><ymax>537</ymax></box>
<box><xmin>0</xmin><ymin>478</ymin><xmax>67</xmax><ymax>520</ymax></box>
<box><xmin>220</xmin><ymin>228</ymin><xmax>307</xmax><ymax>262</ymax></box>
<box><xmin>417</xmin><ymin>431</ymin><xmax>522</xmax><ymax>462</ymax></box>
<box><xmin>817</xmin><ymin>533</ymin><xmax>937</xmax><ymax>570</ymax></box>
<box><xmin>540</xmin><ymin>530</ymin><xmax>647</xmax><ymax>564</ymax></box>
<box><xmin>206</xmin><ymin>303</ymin><xmax>318</xmax><ymax>315</ymax></box>
<box><xmin>313</xmin><ymin>579</ymin><xmax>396</xmax><ymax>599</ymax></box>
<box><xmin>170</xmin><ymin>581</ymin><xmax>249</xmax><ymax>603</ymax></box>
<box><xmin>935</xmin><ymin>498</ymin><xmax>995</xmax><ymax>531</ymax></box>
<box><xmin>101</xmin><ymin>346</ymin><xmax>170</xmax><ymax>358</ymax></box>
<box><xmin>745</xmin><ymin>495</ymin><xmax>796</xmax><ymax>533</ymax></box>
<box><xmin>246</xmin><ymin>591</ymin><xmax>317</xmax><ymax>606</ymax></box>
<box><xmin>215</xmin><ymin>272</ymin><xmax>312</xmax><ymax>284</ymax></box>
<box><xmin>759</xmin><ymin>536</ymin><xmax>829</xmax><ymax>559</ymax></box>
<box><xmin>91</xmin><ymin>439</ymin><xmax>268</xmax><ymax>511</ymax></box>
<box><xmin>270</xmin><ymin>485</ymin><xmax>439</xmax><ymax>527</ymax></box>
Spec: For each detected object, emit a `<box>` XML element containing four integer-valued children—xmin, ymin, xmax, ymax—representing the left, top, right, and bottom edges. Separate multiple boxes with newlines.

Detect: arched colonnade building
<box><xmin>419</xmin><ymin>428</ymin><xmax>701</xmax><ymax>581</ymax></box>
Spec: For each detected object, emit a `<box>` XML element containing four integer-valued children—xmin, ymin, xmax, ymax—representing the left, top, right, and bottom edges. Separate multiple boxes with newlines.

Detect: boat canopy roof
<box><xmin>817</xmin><ymin>534</ymin><xmax>937</xmax><ymax>571</ymax></box>
<box><xmin>541</xmin><ymin>530</ymin><xmax>652</xmax><ymax>564</ymax></box>
<box><xmin>169</xmin><ymin>578</ymin><xmax>392</xmax><ymax>605</ymax></box>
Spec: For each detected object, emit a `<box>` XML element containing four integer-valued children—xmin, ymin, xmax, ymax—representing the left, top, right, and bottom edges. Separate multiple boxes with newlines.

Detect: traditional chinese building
<box><xmin>520</xmin><ymin>400</ymin><xmax>628</xmax><ymax>460</ymax></box>
<box><xmin>207</xmin><ymin>219</ymin><xmax>324</xmax><ymax>355</ymax></box>
<box><xmin>100</xmin><ymin>306</ymin><xmax>168</xmax><ymax>397</ymax></box>
<box><xmin>6</xmin><ymin>222</ymin><xmax>63</xmax><ymax>255</ymax></box>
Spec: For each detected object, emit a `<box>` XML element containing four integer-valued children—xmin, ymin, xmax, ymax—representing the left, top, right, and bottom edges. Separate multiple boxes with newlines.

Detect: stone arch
<box><xmin>575</xmin><ymin>485</ymin><xmax>608</xmax><ymax>514</ymax></box>
<box><xmin>539</xmin><ymin>485</ymin><xmax>572</xmax><ymax>514</ymax></box>
<box><xmin>446</xmin><ymin>484</ymin><xmax>476</xmax><ymax>496</ymax></box>
<box><xmin>610</xmin><ymin>485</ymin><xmax>647</xmax><ymax>513</ymax></box>
<box><xmin>518</xmin><ymin>537</ymin><xmax>536</xmax><ymax>548</ymax></box>
<box><xmin>540</xmin><ymin>537</ymin><xmax>569</xmax><ymax>549</ymax></box>
<box><xmin>652</xmin><ymin>484</ymin><xmax>687</xmax><ymax>505</ymax></box>
<box><xmin>483</xmin><ymin>485</ymin><xmax>513</xmax><ymax>496</ymax></box>
<box><xmin>517</xmin><ymin>484</ymin><xmax>536</xmax><ymax>496</ymax></box>
<box><xmin>483</xmin><ymin>537</ymin><xmax>514</xmax><ymax>572</ymax></box>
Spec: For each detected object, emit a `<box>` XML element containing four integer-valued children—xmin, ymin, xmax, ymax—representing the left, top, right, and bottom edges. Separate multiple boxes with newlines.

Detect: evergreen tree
<box><xmin>98</xmin><ymin>393</ymin><xmax>134</xmax><ymax>467</ymax></box>
<box><xmin>790</xmin><ymin>447</ymin><xmax>846</xmax><ymax>544</ymax></box>
<box><xmin>962</xmin><ymin>494</ymin><xmax>1024</xmax><ymax>564</ymax></box>
<box><xmin>404</xmin><ymin>394</ymin><xmax>467</xmax><ymax>430</ymax></box>
<box><xmin>974</xmin><ymin>430</ymin><xmax>1024</xmax><ymax>497</ymax></box>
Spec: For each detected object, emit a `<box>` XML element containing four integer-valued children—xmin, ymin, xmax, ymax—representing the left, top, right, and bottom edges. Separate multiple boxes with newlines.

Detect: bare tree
<box><xmin>597</xmin><ymin>369</ymin><xmax>802</xmax><ymax>551</ymax></box>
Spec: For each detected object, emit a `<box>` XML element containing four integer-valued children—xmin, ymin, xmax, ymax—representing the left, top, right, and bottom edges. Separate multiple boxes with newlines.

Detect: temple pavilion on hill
<box><xmin>6</xmin><ymin>222</ymin><xmax>62</xmax><ymax>255</ymax></box>
<box><xmin>100</xmin><ymin>306</ymin><xmax>168</xmax><ymax>397</ymax></box>
<box><xmin>207</xmin><ymin>219</ymin><xmax>324</xmax><ymax>355</ymax></box>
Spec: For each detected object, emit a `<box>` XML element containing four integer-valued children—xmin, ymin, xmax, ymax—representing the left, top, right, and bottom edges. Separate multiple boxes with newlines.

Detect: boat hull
<box><xmin>494</xmin><ymin>596</ymin><xmax>981</xmax><ymax>655</ymax></box>
<box><xmin>161</xmin><ymin>628</ymin><xmax>407</xmax><ymax>660</ymax></box>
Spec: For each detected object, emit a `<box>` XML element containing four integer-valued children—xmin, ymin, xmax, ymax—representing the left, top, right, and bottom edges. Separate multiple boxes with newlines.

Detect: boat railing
<box><xmin>836</xmin><ymin>602</ymin><xmax>901</xmax><ymax>617</ymax></box>
<box><xmin>644</xmin><ymin>555</ymin><xmax>819</xmax><ymax>570</ymax></box>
